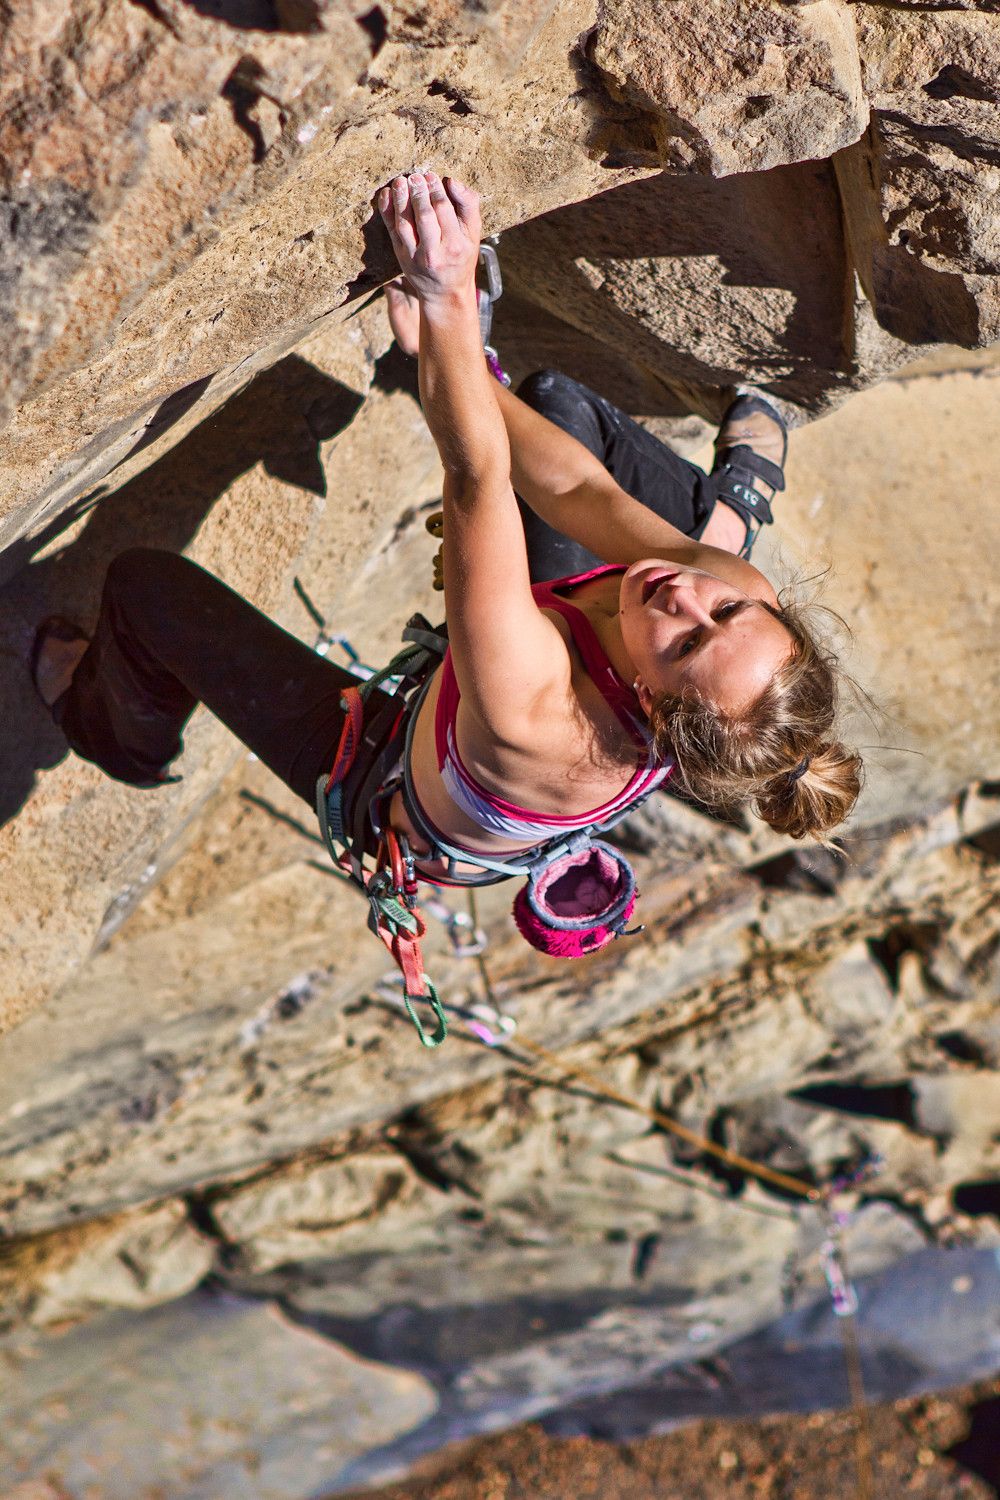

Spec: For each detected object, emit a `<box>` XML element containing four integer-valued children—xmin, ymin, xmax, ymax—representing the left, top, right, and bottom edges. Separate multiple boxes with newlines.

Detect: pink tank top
<box><xmin>433</xmin><ymin>565</ymin><xmax>672</xmax><ymax>841</ymax></box>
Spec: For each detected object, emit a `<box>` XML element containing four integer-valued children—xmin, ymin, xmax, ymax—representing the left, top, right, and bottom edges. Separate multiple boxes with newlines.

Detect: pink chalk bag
<box><xmin>512</xmin><ymin>837</ymin><xmax>640</xmax><ymax>958</ymax></box>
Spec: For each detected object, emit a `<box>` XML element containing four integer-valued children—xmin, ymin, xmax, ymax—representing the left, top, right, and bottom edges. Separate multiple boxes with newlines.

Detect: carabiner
<box><xmin>396</xmin><ymin>830</ymin><xmax>420</xmax><ymax>904</ymax></box>
<box><xmin>477</xmin><ymin>241</ymin><xmax>503</xmax><ymax>347</ymax></box>
<box><xmin>422</xmin><ymin>896</ymin><xmax>488</xmax><ymax>957</ymax></box>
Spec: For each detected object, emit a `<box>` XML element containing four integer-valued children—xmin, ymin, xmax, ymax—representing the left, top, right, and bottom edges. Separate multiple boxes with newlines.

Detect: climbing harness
<box><xmin>314</xmin><ymin>607</ymin><xmax>654</xmax><ymax>1042</ymax></box>
<box><xmin>313</xmin><ymin>621</ymin><xmax>452</xmax><ymax>1048</ymax></box>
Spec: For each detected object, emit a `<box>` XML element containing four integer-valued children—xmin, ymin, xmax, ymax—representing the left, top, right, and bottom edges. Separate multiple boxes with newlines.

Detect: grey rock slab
<box><xmin>803</xmin><ymin>940</ymin><xmax>897</xmax><ymax>1036</ymax></box>
<box><xmin>325</xmin><ymin>1242</ymin><xmax>1000</xmax><ymax>1492</ymax></box>
<box><xmin>542</xmin><ymin>1245</ymin><xmax>1000</xmax><ymax>1440</ymax></box>
<box><xmin>0</xmin><ymin>1289</ymin><xmax>436</xmax><ymax>1500</ymax></box>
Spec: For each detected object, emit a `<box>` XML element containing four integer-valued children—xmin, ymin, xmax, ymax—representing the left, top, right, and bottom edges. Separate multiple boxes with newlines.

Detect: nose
<box><xmin>664</xmin><ymin>576</ymin><xmax>713</xmax><ymax>625</ymax></box>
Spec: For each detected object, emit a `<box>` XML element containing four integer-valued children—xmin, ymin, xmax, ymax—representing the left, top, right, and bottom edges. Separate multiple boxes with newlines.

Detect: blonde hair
<box><xmin>648</xmin><ymin>596</ymin><xmax>863</xmax><ymax>840</ymax></box>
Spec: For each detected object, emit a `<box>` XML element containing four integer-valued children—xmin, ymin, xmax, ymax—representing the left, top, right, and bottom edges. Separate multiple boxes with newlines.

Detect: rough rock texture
<box><xmin>0</xmin><ymin>3</ymin><xmax>999</xmax><ymax>1490</ymax></box>
<box><xmin>0</xmin><ymin>1199</ymin><xmax>215</xmax><ymax>1328</ymax></box>
<box><xmin>839</xmin><ymin>7</ymin><xmax>1000</xmax><ymax>348</ymax></box>
<box><xmin>3</xmin><ymin>1250</ymin><xmax>999</xmax><ymax>1492</ymax></box>
<box><xmin>336</xmin><ymin>1376</ymin><xmax>1000</xmax><ymax>1500</ymax></box>
<box><xmin>0</xmin><ymin>0</ymin><xmax>629</xmax><ymax>552</ymax></box>
<box><xmin>589</xmin><ymin>0</ymin><xmax>867</xmax><ymax>176</ymax></box>
<box><xmin>0</xmin><ymin>0</ymin><xmax>998</xmax><ymax>1032</ymax></box>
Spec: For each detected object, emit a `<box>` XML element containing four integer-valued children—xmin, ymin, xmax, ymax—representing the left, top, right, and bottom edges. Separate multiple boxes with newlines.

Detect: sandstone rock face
<box><xmin>0</xmin><ymin>1200</ymin><xmax>214</xmax><ymax>1328</ymax></box>
<box><xmin>0</xmin><ymin>2</ymin><xmax>998</xmax><ymax>1483</ymax></box>
<box><xmin>492</xmin><ymin>161</ymin><xmax>858</xmax><ymax>416</ymax></box>
<box><xmin>590</xmin><ymin>0</ymin><xmax>866</xmax><ymax>176</ymax></box>
<box><xmin>0</xmin><ymin>1290</ymin><xmax>438</xmax><ymax>1498</ymax></box>
<box><xmin>0</xmin><ymin>0</ymin><xmax>631</xmax><ymax>555</ymax></box>
<box><xmin>837</xmin><ymin>7</ymin><xmax>1000</xmax><ymax>348</ymax></box>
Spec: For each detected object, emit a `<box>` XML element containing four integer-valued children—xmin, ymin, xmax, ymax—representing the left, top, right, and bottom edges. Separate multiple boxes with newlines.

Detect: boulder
<box><xmin>836</xmin><ymin>7</ymin><xmax>1000</xmax><ymax>346</ymax></box>
<box><xmin>0</xmin><ymin>1200</ymin><xmax>214</xmax><ymax>1329</ymax></box>
<box><xmin>589</xmin><ymin>0</ymin><xmax>867</xmax><ymax>176</ymax></box>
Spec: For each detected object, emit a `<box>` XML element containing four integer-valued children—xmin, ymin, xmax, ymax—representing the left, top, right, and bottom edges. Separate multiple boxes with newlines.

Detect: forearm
<box><xmin>493</xmin><ymin>379</ymin><xmax>608</xmax><ymax>506</ymax></box>
<box><xmin>419</xmin><ymin>289</ymin><xmax>511</xmax><ymax>492</ymax></box>
<box><xmin>487</xmin><ymin>380</ymin><xmax>681</xmax><ymax>555</ymax></box>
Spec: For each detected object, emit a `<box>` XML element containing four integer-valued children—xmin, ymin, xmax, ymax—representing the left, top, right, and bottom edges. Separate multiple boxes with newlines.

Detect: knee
<box><xmin>516</xmin><ymin>369</ymin><xmax>576</xmax><ymax>411</ymax></box>
<box><xmin>106</xmin><ymin>547</ymin><xmax>191</xmax><ymax>605</ymax></box>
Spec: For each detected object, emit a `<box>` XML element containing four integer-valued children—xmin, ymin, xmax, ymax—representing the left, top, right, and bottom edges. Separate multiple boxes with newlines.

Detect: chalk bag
<box><xmin>512</xmin><ymin>840</ymin><xmax>638</xmax><ymax>958</ymax></box>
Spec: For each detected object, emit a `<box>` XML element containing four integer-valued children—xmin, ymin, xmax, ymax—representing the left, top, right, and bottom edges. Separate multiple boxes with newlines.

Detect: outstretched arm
<box><xmin>378</xmin><ymin>175</ymin><xmax>569</xmax><ymax>740</ymax></box>
<box><xmin>383</xmin><ymin>283</ymin><xmax>748</xmax><ymax>558</ymax></box>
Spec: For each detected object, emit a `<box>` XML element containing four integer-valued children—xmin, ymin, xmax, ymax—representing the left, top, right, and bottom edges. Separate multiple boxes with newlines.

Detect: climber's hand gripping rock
<box><xmin>377</xmin><ymin>172</ymin><xmax>481</xmax><ymax>304</ymax></box>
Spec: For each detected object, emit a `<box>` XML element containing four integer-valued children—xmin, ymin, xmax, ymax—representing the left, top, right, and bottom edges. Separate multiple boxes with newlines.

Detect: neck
<box><xmin>576</xmin><ymin>576</ymin><xmax>639</xmax><ymax>690</ymax></box>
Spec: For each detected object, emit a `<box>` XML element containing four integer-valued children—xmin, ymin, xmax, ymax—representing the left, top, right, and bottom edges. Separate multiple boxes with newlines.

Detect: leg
<box><xmin>516</xmin><ymin>370</ymin><xmax>719</xmax><ymax>583</ymax></box>
<box><xmin>54</xmin><ymin>548</ymin><xmax>366</xmax><ymax>804</ymax></box>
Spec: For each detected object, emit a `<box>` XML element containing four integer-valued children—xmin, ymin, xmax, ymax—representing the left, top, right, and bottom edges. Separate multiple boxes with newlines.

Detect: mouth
<box><xmin>641</xmin><ymin>570</ymin><xmax>678</xmax><ymax>606</ymax></box>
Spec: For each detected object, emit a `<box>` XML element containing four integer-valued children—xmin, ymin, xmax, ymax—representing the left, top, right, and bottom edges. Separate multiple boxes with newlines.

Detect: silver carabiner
<box><xmin>423</xmin><ymin>896</ymin><xmax>489</xmax><ymax>958</ymax></box>
<box><xmin>478</xmin><ymin>240</ymin><xmax>503</xmax><ymax>299</ymax></box>
<box><xmin>477</xmin><ymin>241</ymin><xmax>503</xmax><ymax>347</ymax></box>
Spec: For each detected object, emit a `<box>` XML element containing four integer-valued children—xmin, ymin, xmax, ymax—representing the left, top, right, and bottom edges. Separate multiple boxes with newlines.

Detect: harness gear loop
<box><xmin>315</xmin><ymin>632</ymin><xmax>451</xmax><ymax>1048</ymax></box>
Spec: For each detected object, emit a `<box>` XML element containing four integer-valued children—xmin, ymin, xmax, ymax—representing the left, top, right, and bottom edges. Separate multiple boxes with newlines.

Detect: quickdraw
<box><xmin>477</xmin><ymin>239</ymin><xmax>511</xmax><ymax>388</ymax></box>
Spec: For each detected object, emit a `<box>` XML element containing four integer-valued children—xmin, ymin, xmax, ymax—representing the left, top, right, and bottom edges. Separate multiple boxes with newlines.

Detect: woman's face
<box><xmin>619</xmin><ymin>560</ymin><xmax>795</xmax><ymax>716</ymax></box>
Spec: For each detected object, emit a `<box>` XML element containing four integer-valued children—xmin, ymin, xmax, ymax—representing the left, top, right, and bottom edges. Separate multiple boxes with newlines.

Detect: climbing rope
<box><xmin>382</xmin><ymin>890</ymin><xmax>876</xmax><ymax>1499</ymax></box>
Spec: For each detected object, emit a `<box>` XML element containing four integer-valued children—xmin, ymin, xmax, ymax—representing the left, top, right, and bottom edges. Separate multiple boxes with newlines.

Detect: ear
<box><xmin>634</xmin><ymin>679</ymin><xmax>655</xmax><ymax>718</ymax></box>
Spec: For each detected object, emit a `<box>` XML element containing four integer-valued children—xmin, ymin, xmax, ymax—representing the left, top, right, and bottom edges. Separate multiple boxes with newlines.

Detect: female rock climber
<box><xmin>31</xmin><ymin>171</ymin><xmax>862</xmax><ymax>905</ymax></box>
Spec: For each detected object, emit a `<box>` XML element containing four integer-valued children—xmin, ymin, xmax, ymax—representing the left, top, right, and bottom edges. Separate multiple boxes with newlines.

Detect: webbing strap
<box><xmin>325</xmin><ymin>687</ymin><xmax>364</xmax><ymax>794</ymax></box>
<box><xmin>366</xmin><ymin>874</ymin><xmax>448</xmax><ymax>1048</ymax></box>
<box><xmin>403</xmin><ymin>980</ymin><xmax>448</xmax><ymax>1049</ymax></box>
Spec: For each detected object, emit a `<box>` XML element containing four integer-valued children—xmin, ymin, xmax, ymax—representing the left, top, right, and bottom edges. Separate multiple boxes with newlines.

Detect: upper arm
<box><xmin>441</xmin><ymin>473</ymin><xmax>572</xmax><ymax>745</ymax></box>
<box><xmin>548</xmin><ymin>469</ymin><xmax>779</xmax><ymax>604</ymax></box>
<box><xmin>496</xmin><ymin>377</ymin><xmax>776</xmax><ymax>602</ymax></box>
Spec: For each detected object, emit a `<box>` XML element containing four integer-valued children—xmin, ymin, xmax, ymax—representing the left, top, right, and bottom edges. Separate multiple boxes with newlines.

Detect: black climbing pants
<box><xmin>54</xmin><ymin>546</ymin><xmax>367</xmax><ymax>803</ymax></box>
<box><xmin>55</xmin><ymin>370</ymin><xmax>720</xmax><ymax>803</ymax></box>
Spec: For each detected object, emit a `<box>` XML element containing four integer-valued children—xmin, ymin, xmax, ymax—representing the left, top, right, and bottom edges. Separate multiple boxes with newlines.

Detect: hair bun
<box><xmin>757</xmin><ymin>741</ymin><xmax>863</xmax><ymax>840</ymax></box>
<box><xmin>647</xmin><ymin>591</ymin><xmax>865</xmax><ymax>841</ymax></box>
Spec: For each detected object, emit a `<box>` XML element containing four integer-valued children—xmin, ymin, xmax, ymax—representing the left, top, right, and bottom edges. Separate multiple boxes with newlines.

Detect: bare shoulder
<box><xmin>453</xmin><ymin>614</ymin><xmax>631</xmax><ymax>801</ymax></box>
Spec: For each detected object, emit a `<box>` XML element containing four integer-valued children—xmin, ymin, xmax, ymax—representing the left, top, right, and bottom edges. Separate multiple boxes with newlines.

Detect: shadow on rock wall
<box><xmin>0</xmin><ymin>355</ymin><xmax>362</xmax><ymax>829</ymax></box>
<box><xmin>493</xmin><ymin>161</ymin><xmax>857</xmax><ymax>416</ymax></box>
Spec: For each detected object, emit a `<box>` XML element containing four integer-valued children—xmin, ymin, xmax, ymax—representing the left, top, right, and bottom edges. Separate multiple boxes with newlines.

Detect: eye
<box><xmin>714</xmin><ymin>600</ymin><xmax>742</xmax><ymax>620</ymax></box>
<box><xmin>678</xmin><ymin>632</ymin><xmax>700</xmax><ymax>657</ymax></box>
